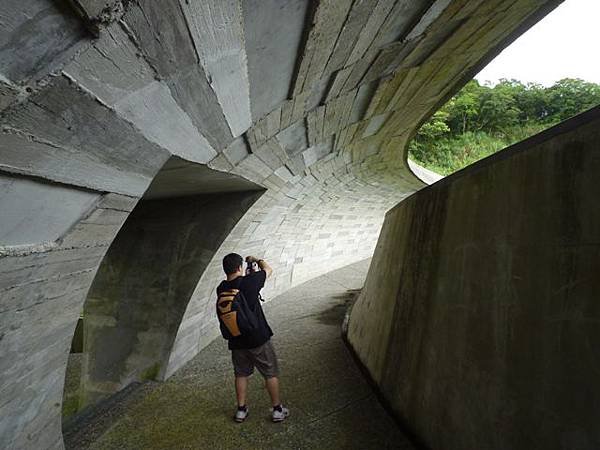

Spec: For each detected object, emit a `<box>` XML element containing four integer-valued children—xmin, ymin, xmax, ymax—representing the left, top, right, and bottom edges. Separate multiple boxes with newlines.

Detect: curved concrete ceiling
<box><xmin>1</xmin><ymin>0</ymin><xmax>562</xmax><ymax>196</ymax></box>
<box><xmin>143</xmin><ymin>157</ymin><xmax>264</xmax><ymax>200</ymax></box>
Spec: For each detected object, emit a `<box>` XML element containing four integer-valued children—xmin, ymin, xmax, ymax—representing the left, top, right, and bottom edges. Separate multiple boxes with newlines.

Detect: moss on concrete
<box><xmin>62</xmin><ymin>395</ymin><xmax>80</xmax><ymax>419</ymax></box>
<box><xmin>63</xmin><ymin>353</ymin><xmax>83</xmax><ymax>419</ymax></box>
<box><xmin>140</xmin><ymin>363</ymin><xmax>161</xmax><ymax>381</ymax></box>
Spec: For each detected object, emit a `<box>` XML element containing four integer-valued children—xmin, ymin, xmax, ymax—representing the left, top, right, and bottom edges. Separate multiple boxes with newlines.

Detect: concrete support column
<box><xmin>0</xmin><ymin>189</ymin><xmax>137</xmax><ymax>449</ymax></box>
<box><xmin>80</xmin><ymin>191</ymin><xmax>262</xmax><ymax>406</ymax></box>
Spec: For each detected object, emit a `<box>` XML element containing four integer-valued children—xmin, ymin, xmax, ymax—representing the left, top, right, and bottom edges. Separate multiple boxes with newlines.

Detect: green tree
<box><xmin>444</xmin><ymin>80</ymin><xmax>482</xmax><ymax>134</ymax></box>
<box><xmin>409</xmin><ymin>77</ymin><xmax>600</xmax><ymax>175</ymax></box>
<box><xmin>416</xmin><ymin>110</ymin><xmax>450</xmax><ymax>141</ymax></box>
<box><xmin>513</xmin><ymin>81</ymin><xmax>549</xmax><ymax>123</ymax></box>
<box><xmin>546</xmin><ymin>78</ymin><xmax>600</xmax><ymax>121</ymax></box>
<box><xmin>478</xmin><ymin>79</ymin><xmax>521</xmax><ymax>133</ymax></box>
<box><xmin>410</xmin><ymin>110</ymin><xmax>450</xmax><ymax>165</ymax></box>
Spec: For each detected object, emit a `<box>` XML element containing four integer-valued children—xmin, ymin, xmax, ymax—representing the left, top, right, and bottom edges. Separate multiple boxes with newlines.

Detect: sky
<box><xmin>475</xmin><ymin>0</ymin><xmax>600</xmax><ymax>86</ymax></box>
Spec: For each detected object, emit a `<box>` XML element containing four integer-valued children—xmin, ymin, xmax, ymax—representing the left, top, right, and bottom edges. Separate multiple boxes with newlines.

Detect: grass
<box><xmin>408</xmin><ymin>123</ymin><xmax>553</xmax><ymax>175</ymax></box>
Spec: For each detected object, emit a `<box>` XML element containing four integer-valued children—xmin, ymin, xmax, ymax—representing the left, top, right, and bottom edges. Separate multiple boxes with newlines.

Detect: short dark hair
<box><xmin>222</xmin><ymin>253</ymin><xmax>243</xmax><ymax>275</ymax></box>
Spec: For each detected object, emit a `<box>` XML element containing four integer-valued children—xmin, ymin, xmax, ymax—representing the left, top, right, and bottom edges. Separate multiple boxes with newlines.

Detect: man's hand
<box><xmin>245</xmin><ymin>256</ymin><xmax>273</xmax><ymax>278</ymax></box>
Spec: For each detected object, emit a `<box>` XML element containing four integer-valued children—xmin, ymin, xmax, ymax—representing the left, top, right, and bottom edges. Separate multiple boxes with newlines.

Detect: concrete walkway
<box><xmin>66</xmin><ymin>260</ymin><xmax>415</xmax><ymax>449</ymax></box>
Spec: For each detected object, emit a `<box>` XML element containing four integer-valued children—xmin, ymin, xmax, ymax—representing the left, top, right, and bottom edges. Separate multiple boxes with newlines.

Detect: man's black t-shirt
<box><xmin>216</xmin><ymin>270</ymin><xmax>273</xmax><ymax>350</ymax></box>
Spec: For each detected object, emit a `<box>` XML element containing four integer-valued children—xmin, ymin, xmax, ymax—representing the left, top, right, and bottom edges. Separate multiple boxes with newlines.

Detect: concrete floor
<box><xmin>65</xmin><ymin>260</ymin><xmax>415</xmax><ymax>449</ymax></box>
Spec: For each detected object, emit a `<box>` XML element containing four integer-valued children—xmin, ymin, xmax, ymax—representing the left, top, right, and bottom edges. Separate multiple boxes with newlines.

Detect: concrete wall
<box><xmin>347</xmin><ymin>107</ymin><xmax>600</xmax><ymax>450</ymax></box>
<box><xmin>0</xmin><ymin>175</ymin><xmax>99</xmax><ymax>246</ymax></box>
<box><xmin>0</xmin><ymin>190</ymin><xmax>138</xmax><ymax>450</ymax></box>
<box><xmin>80</xmin><ymin>191</ymin><xmax>262</xmax><ymax>407</ymax></box>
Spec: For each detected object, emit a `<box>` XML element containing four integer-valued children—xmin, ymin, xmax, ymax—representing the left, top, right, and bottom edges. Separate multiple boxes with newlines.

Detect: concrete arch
<box><xmin>1</xmin><ymin>188</ymin><xmax>141</xmax><ymax>449</ymax></box>
<box><xmin>78</xmin><ymin>158</ymin><xmax>264</xmax><ymax>408</ymax></box>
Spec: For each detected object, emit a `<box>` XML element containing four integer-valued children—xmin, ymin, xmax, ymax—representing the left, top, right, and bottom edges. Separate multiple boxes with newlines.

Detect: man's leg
<box><xmin>235</xmin><ymin>376</ymin><xmax>249</xmax><ymax>407</ymax></box>
<box><xmin>265</xmin><ymin>376</ymin><xmax>289</xmax><ymax>422</ymax></box>
<box><xmin>231</xmin><ymin>349</ymin><xmax>253</xmax><ymax>422</ymax></box>
<box><xmin>252</xmin><ymin>341</ymin><xmax>282</xmax><ymax>406</ymax></box>
<box><xmin>265</xmin><ymin>376</ymin><xmax>280</xmax><ymax>407</ymax></box>
<box><xmin>253</xmin><ymin>342</ymin><xmax>288</xmax><ymax>421</ymax></box>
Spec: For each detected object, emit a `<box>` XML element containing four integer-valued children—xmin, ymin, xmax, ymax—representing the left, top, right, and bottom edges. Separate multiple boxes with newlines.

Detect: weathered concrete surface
<box><xmin>0</xmin><ymin>175</ymin><xmax>99</xmax><ymax>246</ymax></box>
<box><xmin>143</xmin><ymin>157</ymin><xmax>263</xmax><ymax>200</ymax></box>
<box><xmin>1</xmin><ymin>76</ymin><xmax>171</xmax><ymax>196</ymax></box>
<box><xmin>0</xmin><ymin>192</ymin><xmax>138</xmax><ymax>450</ymax></box>
<box><xmin>66</xmin><ymin>260</ymin><xmax>416</xmax><ymax>450</ymax></box>
<box><xmin>62</xmin><ymin>24</ymin><xmax>217</xmax><ymax>164</ymax></box>
<box><xmin>347</xmin><ymin>107</ymin><xmax>600</xmax><ymax>450</ymax></box>
<box><xmin>0</xmin><ymin>80</ymin><xmax>20</xmax><ymax>112</ymax></box>
<box><xmin>62</xmin><ymin>353</ymin><xmax>83</xmax><ymax>420</ymax></box>
<box><xmin>71</xmin><ymin>0</ymin><xmax>120</xmax><ymax>22</ymax></box>
<box><xmin>122</xmin><ymin>0</ymin><xmax>234</xmax><ymax>151</ymax></box>
<box><xmin>0</xmin><ymin>0</ymin><xmax>87</xmax><ymax>83</ymax></box>
<box><xmin>182</xmin><ymin>0</ymin><xmax>252</xmax><ymax>137</ymax></box>
<box><xmin>242</xmin><ymin>0</ymin><xmax>311</xmax><ymax>122</ymax></box>
<box><xmin>80</xmin><ymin>190</ymin><xmax>263</xmax><ymax>408</ymax></box>
<box><xmin>0</xmin><ymin>0</ymin><xmax>564</xmax><ymax>448</ymax></box>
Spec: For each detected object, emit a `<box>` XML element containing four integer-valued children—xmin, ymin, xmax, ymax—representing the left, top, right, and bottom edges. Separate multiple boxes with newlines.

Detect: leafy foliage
<box><xmin>409</xmin><ymin>78</ymin><xmax>600</xmax><ymax>175</ymax></box>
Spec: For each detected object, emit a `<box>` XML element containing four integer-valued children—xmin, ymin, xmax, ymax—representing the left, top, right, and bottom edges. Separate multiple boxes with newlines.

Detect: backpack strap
<box><xmin>217</xmin><ymin>289</ymin><xmax>239</xmax><ymax>313</ymax></box>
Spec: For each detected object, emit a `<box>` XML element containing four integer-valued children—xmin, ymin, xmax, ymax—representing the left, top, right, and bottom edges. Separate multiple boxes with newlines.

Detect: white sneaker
<box><xmin>234</xmin><ymin>406</ymin><xmax>249</xmax><ymax>423</ymax></box>
<box><xmin>271</xmin><ymin>405</ymin><xmax>289</xmax><ymax>422</ymax></box>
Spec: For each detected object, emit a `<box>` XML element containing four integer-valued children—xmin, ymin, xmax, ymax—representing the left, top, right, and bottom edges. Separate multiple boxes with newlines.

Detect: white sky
<box><xmin>475</xmin><ymin>0</ymin><xmax>600</xmax><ymax>86</ymax></box>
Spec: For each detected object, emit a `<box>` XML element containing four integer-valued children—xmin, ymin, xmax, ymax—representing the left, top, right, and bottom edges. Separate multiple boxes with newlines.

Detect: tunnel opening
<box><xmin>407</xmin><ymin>0</ymin><xmax>600</xmax><ymax>177</ymax></box>
<box><xmin>61</xmin><ymin>157</ymin><xmax>264</xmax><ymax>423</ymax></box>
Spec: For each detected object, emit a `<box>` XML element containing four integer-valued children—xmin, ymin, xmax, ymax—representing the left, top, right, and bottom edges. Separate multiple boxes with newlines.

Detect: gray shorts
<box><xmin>231</xmin><ymin>340</ymin><xmax>279</xmax><ymax>378</ymax></box>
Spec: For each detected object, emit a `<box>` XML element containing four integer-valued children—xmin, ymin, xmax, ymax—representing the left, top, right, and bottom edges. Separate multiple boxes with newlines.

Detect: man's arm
<box><xmin>246</xmin><ymin>256</ymin><xmax>273</xmax><ymax>278</ymax></box>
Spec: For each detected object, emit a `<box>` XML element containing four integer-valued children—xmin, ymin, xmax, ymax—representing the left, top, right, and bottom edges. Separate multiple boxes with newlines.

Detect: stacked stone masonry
<box><xmin>0</xmin><ymin>0</ymin><xmax>562</xmax><ymax>448</ymax></box>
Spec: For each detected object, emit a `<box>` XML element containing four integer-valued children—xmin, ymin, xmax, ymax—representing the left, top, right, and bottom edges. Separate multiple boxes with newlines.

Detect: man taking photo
<box><xmin>217</xmin><ymin>253</ymin><xmax>289</xmax><ymax>423</ymax></box>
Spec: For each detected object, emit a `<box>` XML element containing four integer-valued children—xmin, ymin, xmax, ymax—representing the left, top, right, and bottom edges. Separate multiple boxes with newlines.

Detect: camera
<box><xmin>245</xmin><ymin>261</ymin><xmax>259</xmax><ymax>275</ymax></box>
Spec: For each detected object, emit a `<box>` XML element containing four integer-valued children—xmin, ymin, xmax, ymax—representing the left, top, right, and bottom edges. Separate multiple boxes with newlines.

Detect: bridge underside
<box><xmin>0</xmin><ymin>0</ymin><xmax>567</xmax><ymax>448</ymax></box>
